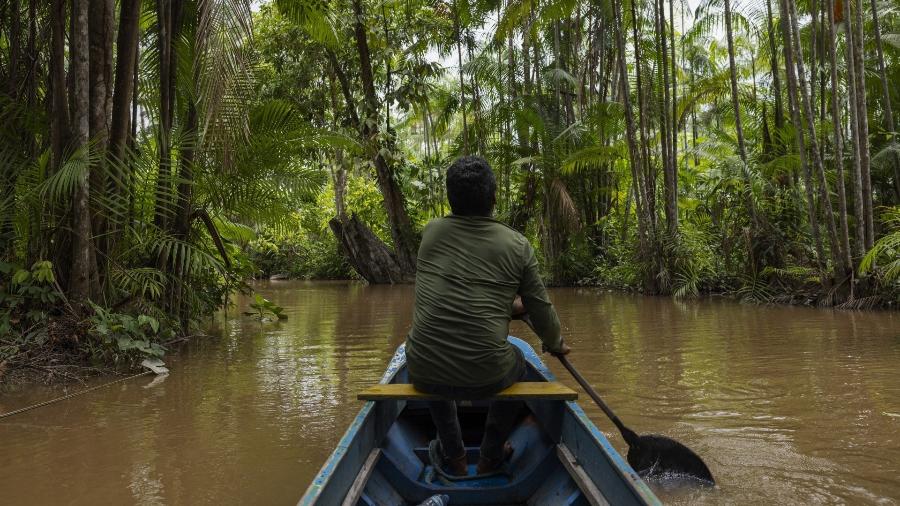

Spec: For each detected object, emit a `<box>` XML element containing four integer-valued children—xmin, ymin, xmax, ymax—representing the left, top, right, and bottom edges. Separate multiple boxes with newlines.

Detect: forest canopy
<box><xmin>0</xmin><ymin>0</ymin><xmax>898</xmax><ymax>373</ymax></box>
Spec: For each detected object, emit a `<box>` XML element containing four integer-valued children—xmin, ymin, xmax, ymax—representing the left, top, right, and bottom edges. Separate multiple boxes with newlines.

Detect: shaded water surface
<box><xmin>1</xmin><ymin>281</ymin><xmax>898</xmax><ymax>505</ymax></box>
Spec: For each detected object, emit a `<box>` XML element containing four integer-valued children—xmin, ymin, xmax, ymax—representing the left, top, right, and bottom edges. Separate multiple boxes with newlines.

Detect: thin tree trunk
<box><xmin>766</xmin><ymin>0</ymin><xmax>784</xmax><ymax>134</ymax></box>
<box><xmin>69</xmin><ymin>0</ymin><xmax>95</xmax><ymax>302</ymax></box>
<box><xmin>88</xmin><ymin>0</ymin><xmax>114</xmax><ymax>270</ymax></box>
<box><xmin>109</xmin><ymin>0</ymin><xmax>142</xmax><ymax>164</ymax></box>
<box><xmin>850</xmin><ymin>0</ymin><xmax>873</xmax><ymax>248</ymax></box>
<box><xmin>670</xmin><ymin>0</ymin><xmax>679</xmax><ymax>234</ymax></box>
<box><xmin>381</xmin><ymin>3</ymin><xmax>392</xmax><ymax>133</ymax></box>
<box><xmin>810</xmin><ymin>0</ymin><xmax>818</xmax><ymax>111</ymax></box>
<box><xmin>154</xmin><ymin>0</ymin><xmax>176</xmax><ymax>229</ymax></box>
<box><xmin>454</xmin><ymin>2</ymin><xmax>468</xmax><ymax>154</ymax></box>
<box><xmin>8</xmin><ymin>0</ymin><xmax>20</xmax><ymax>98</ymax></box>
<box><xmin>24</xmin><ymin>0</ymin><xmax>36</xmax><ymax>114</ymax></box>
<box><xmin>88</xmin><ymin>0</ymin><xmax>113</xmax><ymax>149</ymax></box>
<box><xmin>128</xmin><ymin>35</ymin><xmax>139</xmax><ymax>225</ymax></box>
<box><xmin>49</xmin><ymin>0</ymin><xmax>70</xmax><ymax>169</ymax></box>
<box><xmin>826</xmin><ymin>0</ymin><xmax>853</xmax><ymax>273</ymax></box>
<box><xmin>724</xmin><ymin>0</ymin><xmax>746</xmax><ymax>162</ymax></box>
<box><xmin>690</xmin><ymin>56</ymin><xmax>699</xmax><ymax>166</ymax></box>
<box><xmin>843</xmin><ymin>0</ymin><xmax>866</xmax><ymax>256</ymax></box>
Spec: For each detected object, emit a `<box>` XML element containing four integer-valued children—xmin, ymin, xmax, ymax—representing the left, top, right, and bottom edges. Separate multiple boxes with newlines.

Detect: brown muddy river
<box><xmin>1</xmin><ymin>281</ymin><xmax>898</xmax><ymax>505</ymax></box>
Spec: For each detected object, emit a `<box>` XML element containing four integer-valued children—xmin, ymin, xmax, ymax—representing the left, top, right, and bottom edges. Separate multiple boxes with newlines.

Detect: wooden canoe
<box><xmin>299</xmin><ymin>337</ymin><xmax>661</xmax><ymax>506</ymax></box>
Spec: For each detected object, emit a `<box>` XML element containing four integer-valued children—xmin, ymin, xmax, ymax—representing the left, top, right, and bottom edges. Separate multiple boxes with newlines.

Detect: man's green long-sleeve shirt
<box><xmin>406</xmin><ymin>215</ymin><xmax>562</xmax><ymax>388</ymax></box>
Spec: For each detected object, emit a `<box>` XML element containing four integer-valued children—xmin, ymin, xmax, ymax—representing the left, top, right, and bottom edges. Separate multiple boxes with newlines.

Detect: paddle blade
<box><xmin>626</xmin><ymin>434</ymin><xmax>715</xmax><ymax>485</ymax></box>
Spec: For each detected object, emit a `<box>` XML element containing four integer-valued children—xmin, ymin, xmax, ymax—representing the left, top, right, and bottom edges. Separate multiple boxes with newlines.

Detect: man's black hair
<box><xmin>446</xmin><ymin>156</ymin><xmax>497</xmax><ymax>217</ymax></box>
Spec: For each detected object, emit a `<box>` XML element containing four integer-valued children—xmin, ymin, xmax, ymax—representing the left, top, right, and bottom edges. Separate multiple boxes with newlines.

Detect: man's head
<box><xmin>446</xmin><ymin>156</ymin><xmax>496</xmax><ymax>217</ymax></box>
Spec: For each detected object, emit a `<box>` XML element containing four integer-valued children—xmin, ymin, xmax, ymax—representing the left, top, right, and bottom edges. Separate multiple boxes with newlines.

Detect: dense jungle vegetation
<box><xmin>0</xmin><ymin>0</ymin><xmax>897</xmax><ymax>377</ymax></box>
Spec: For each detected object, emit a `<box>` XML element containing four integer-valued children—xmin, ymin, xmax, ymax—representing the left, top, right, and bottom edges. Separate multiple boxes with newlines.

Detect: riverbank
<box><xmin>0</xmin><ymin>319</ymin><xmax>194</xmax><ymax>388</ymax></box>
<box><xmin>259</xmin><ymin>272</ymin><xmax>899</xmax><ymax>310</ymax></box>
<box><xmin>580</xmin><ymin>279</ymin><xmax>898</xmax><ymax>310</ymax></box>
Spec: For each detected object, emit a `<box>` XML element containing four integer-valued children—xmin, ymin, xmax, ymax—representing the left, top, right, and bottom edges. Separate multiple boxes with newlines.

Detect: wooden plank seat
<box><xmin>358</xmin><ymin>382</ymin><xmax>578</xmax><ymax>401</ymax></box>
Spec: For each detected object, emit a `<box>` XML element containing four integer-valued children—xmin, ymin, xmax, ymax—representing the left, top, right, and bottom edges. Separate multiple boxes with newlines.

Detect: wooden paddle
<box><xmin>521</xmin><ymin>316</ymin><xmax>715</xmax><ymax>484</ymax></box>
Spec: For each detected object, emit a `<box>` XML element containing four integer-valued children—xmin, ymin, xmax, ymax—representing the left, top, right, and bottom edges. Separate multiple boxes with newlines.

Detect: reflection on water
<box><xmin>1</xmin><ymin>281</ymin><xmax>898</xmax><ymax>505</ymax></box>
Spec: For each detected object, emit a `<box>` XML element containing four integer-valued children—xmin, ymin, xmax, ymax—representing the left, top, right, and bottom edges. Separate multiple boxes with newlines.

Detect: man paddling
<box><xmin>406</xmin><ymin>155</ymin><xmax>570</xmax><ymax>476</ymax></box>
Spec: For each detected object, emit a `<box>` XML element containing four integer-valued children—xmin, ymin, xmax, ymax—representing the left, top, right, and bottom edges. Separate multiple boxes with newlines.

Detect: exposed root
<box><xmin>836</xmin><ymin>295</ymin><xmax>881</xmax><ymax>311</ymax></box>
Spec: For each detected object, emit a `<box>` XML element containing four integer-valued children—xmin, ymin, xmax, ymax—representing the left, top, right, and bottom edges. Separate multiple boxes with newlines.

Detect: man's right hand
<box><xmin>542</xmin><ymin>340</ymin><xmax>571</xmax><ymax>356</ymax></box>
<box><xmin>553</xmin><ymin>342</ymin><xmax>572</xmax><ymax>356</ymax></box>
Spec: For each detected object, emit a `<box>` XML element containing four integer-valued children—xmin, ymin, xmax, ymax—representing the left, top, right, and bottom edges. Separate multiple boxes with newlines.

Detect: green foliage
<box><xmin>860</xmin><ymin>207</ymin><xmax>900</xmax><ymax>283</ymax></box>
<box><xmin>243</xmin><ymin>294</ymin><xmax>288</xmax><ymax>321</ymax></box>
<box><xmin>0</xmin><ymin>260</ymin><xmax>62</xmax><ymax>337</ymax></box>
<box><xmin>248</xmin><ymin>227</ymin><xmax>351</xmax><ymax>280</ymax></box>
<box><xmin>87</xmin><ymin>302</ymin><xmax>169</xmax><ymax>363</ymax></box>
<box><xmin>578</xmin><ymin>216</ymin><xmax>643</xmax><ymax>290</ymax></box>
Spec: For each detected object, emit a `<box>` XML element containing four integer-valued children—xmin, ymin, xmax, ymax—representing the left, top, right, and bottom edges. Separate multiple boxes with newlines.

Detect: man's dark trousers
<box><xmin>412</xmin><ymin>347</ymin><xmax>527</xmax><ymax>463</ymax></box>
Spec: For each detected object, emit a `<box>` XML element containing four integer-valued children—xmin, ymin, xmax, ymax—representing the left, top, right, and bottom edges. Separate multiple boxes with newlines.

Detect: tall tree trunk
<box><xmin>351</xmin><ymin>0</ymin><xmax>417</xmax><ymax>277</ymax></box>
<box><xmin>669</xmin><ymin>0</ymin><xmax>678</xmax><ymax>235</ymax></box>
<box><xmin>380</xmin><ymin>3</ymin><xmax>392</xmax><ymax>133</ymax></box>
<box><xmin>850</xmin><ymin>0</ymin><xmax>873</xmax><ymax>248</ymax></box>
<box><xmin>826</xmin><ymin>0</ymin><xmax>853</xmax><ymax>274</ymax></box>
<box><xmin>69</xmin><ymin>0</ymin><xmax>95</xmax><ymax>302</ymax></box>
<box><xmin>7</xmin><ymin>0</ymin><xmax>20</xmax><ymax>98</ymax></box>
<box><xmin>49</xmin><ymin>0</ymin><xmax>70</xmax><ymax>169</ymax></box>
<box><xmin>724</xmin><ymin>0</ymin><xmax>746</xmax><ymax>163</ymax></box>
<box><xmin>108</xmin><ymin>0</ymin><xmax>142</xmax><ymax>164</ymax></box>
<box><xmin>24</xmin><ymin>0</ymin><xmax>36</xmax><ymax>115</ymax></box>
<box><xmin>690</xmin><ymin>55</ymin><xmax>699</xmax><ymax>166</ymax></box>
<box><xmin>454</xmin><ymin>1</ymin><xmax>469</xmax><ymax>154</ymax></box>
<box><xmin>88</xmin><ymin>0</ymin><xmax>113</xmax><ymax>149</ymax></box>
<box><xmin>468</xmin><ymin>28</ymin><xmax>488</xmax><ymax>154</ymax></box>
<box><xmin>88</xmin><ymin>0</ymin><xmax>114</xmax><ymax>272</ymax></box>
<box><xmin>843</xmin><ymin>0</ymin><xmax>866</xmax><ymax>256</ymax></box>
<box><xmin>155</xmin><ymin>0</ymin><xmax>172</xmax><ymax>229</ymax></box>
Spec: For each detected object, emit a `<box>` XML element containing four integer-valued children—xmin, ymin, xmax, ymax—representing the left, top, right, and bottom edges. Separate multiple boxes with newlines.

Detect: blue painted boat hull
<box><xmin>299</xmin><ymin>337</ymin><xmax>661</xmax><ymax>505</ymax></box>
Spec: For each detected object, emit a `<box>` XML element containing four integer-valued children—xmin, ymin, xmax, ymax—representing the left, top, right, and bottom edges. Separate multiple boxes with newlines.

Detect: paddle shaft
<box><xmin>553</xmin><ymin>353</ymin><xmax>633</xmax><ymax>439</ymax></box>
<box><xmin>520</xmin><ymin>316</ymin><xmax>636</xmax><ymax>442</ymax></box>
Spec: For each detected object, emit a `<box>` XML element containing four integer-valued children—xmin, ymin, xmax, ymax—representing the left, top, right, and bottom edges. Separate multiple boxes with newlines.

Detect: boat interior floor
<box><xmin>356</xmin><ymin>404</ymin><xmax>599</xmax><ymax>506</ymax></box>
